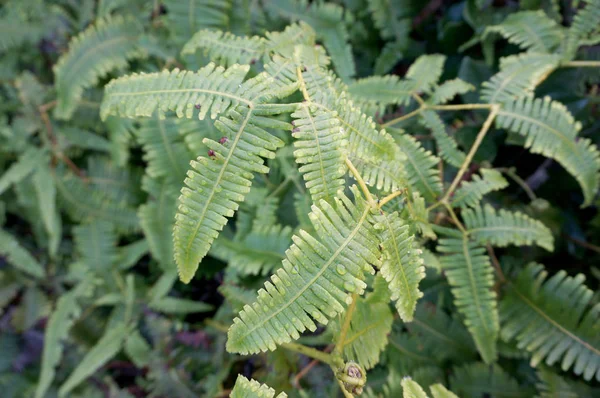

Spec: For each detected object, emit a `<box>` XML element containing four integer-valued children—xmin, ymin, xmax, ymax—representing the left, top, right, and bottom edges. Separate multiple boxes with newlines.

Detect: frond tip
<box><xmin>230</xmin><ymin>375</ymin><xmax>287</xmax><ymax>398</ymax></box>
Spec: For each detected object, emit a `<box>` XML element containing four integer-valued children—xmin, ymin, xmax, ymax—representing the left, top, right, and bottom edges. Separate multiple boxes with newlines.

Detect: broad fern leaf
<box><xmin>419</xmin><ymin>110</ymin><xmax>466</xmax><ymax>168</ymax></box>
<box><xmin>54</xmin><ymin>16</ymin><xmax>144</xmax><ymax>119</ymax></box>
<box><xmin>0</xmin><ymin>229</ymin><xmax>45</xmax><ymax>279</ymax></box>
<box><xmin>437</xmin><ymin>236</ymin><xmax>498</xmax><ymax>363</ymax></box>
<box><xmin>462</xmin><ymin>204</ymin><xmax>554</xmax><ymax>251</ymax></box>
<box><xmin>481</xmin><ymin>53</ymin><xmax>560</xmax><ymax>104</ymax></box>
<box><xmin>429</xmin><ymin>78</ymin><xmax>474</xmax><ymax>105</ymax></box>
<box><xmin>536</xmin><ymin>366</ymin><xmax>597</xmax><ymax>397</ymax></box>
<box><xmin>484</xmin><ymin>11</ymin><xmax>564</xmax><ymax>53</ymax></box>
<box><xmin>500</xmin><ymin>263</ymin><xmax>600</xmax><ymax>381</ymax></box>
<box><xmin>231</xmin><ymin>375</ymin><xmax>287</xmax><ymax>398</ymax></box>
<box><xmin>291</xmin><ymin>105</ymin><xmax>348</xmax><ymax>202</ymax></box>
<box><xmin>452</xmin><ymin>168</ymin><xmax>508</xmax><ymax>208</ymax></box>
<box><xmin>226</xmin><ymin>186</ymin><xmax>381</xmax><ymax>354</ymax></box>
<box><xmin>182</xmin><ymin>29</ymin><xmax>266</xmax><ymax>66</ymax></box>
<box><xmin>496</xmin><ymin>95</ymin><xmax>600</xmax><ymax>206</ymax></box>
<box><xmin>375</xmin><ymin>211</ymin><xmax>425</xmax><ymax>321</ymax></box>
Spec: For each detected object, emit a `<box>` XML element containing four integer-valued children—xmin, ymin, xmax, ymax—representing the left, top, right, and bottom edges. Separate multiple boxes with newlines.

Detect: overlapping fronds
<box><xmin>226</xmin><ymin>186</ymin><xmax>381</xmax><ymax>354</ymax></box>
<box><xmin>500</xmin><ymin>263</ymin><xmax>600</xmax><ymax>381</ymax></box>
<box><xmin>332</xmin><ymin>296</ymin><xmax>393</xmax><ymax>369</ymax></box>
<box><xmin>53</xmin><ymin>16</ymin><xmax>145</xmax><ymax>120</ymax></box>
<box><xmin>164</xmin><ymin>0</ymin><xmax>232</xmax><ymax>41</ymax></box>
<box><xmin>484</xmin><ymin>11</ymin><xmax>563</xmax><ymax>53</ymax></box>
<box><xmin>429</xmin><ymin>79</ymin><xmax>474</xmax><ymax>105</ymax></box>
<box><xmin>452</xmin><ymin>169</ymin><xmax>508</xmax><ymax>208</ymax></box>
<box><xmin>291</xmin><ymin>105</ymin><xmax>348</xmax><ymax>203</ymax></box>
<box><xmin>0</xmin><ymin>229</ymin><xmax>45</xmax><ymax>279</ymax></box>
<box><xmin>73</xmin><ymin>220</ymin><xmax>118</xmax><ymax>271</ymax></box>
<box><xmin>564</xmin><ymin>0</ymin><xmax>600</xmax><ymax>59</ymax></box>
<box><xmin>450</xmin><ymin>363</ymin><xmax>532</xmax><ymax>397</ymax></box>
<box><xmin>393</xmin><ymin>132</ymin><xmax>442</xmax><ymax>202</ymax></box>
<box><xmin>349</xmin><ymin>149</ymin><xmax>407</xmax><ymax>194</ymax></box>
<box><xmin>496</xmin><ymin>95</ymin><xmax>600</xmax><ymax>206</ymax></box>
<box><xmin>230</xmin><ymin>375</ymin><xmax>287</xmax><ymax>398</ymax></box>
<box><xmin>182</xmin><ymin>30</ymin><xmax>266</xmax><ymax>66</ymax></box>
<box><xmin>375</xmin><ymin>211</ymin><xmax>425</xmax><ymax>321</ymax></box>
<box><xmin>462</xmin><ymin>204</ymin><xmax>554</xmax><ymax>250</ymax></box>
<box><xmin>481</xmin><ymin>53</ymin><xmax>560</xmax><ymax>104</ymax></box>
<box><xmin>419</xmin><ymin>110</ymin><xmax>466</xmax><ymax>168</ymax></box>
<box><xmin>536</xmin><ymin>367</ymin><xmax>597</xmax><ymax>397</ymax></box>
<box><xmin>437</xmin><ymin>235</ymin><xmax>498</xmax><ymax>363</ymax></box>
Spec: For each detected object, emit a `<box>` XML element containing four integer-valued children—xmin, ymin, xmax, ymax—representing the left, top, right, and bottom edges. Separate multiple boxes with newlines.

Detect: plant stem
<box><xmin>204</xmin><ymin>319</ymin><xmax>229</xmax><ymax>333</ymax></box>
<box><xmin>563</xmin><ymin>61</ymin><xmax>600</xmax><ymax>68</ymax></box>
<box><xmin>429</xmin><ymin>103</ymin><xmax>495</xmax><ymax>111</ymax></box>
<box><xmin>283</xmin><ymin>342</ymin><xmax>338</xmax><ymax>367</ymax></box>
<box><xmin>486</xmin><ymin>244</ymin><xmax>506</xmax><ymax>284</ymax></box>
<box><xmin>345</xmin><ymin>158</ymin><xmax>375</xmax><ymax>207</ymax></box>
<box><xmin>381</xmin><ymin>107</ymin><xmax>423</xmax><ymax>127</ymax></box>
<box><xmin>499</xmin><ymin>167</ymin><xmax>536</xmax><ymax>201</ymax></box>
<box><xmin>334</xmin><ymin>293</ymin><xmax>358</xmax><ymax>355</ymax></box>
<box><xmin>443</xmin><ymin>202</ymin><xmax>467</xmax><ymax>234</ymax></box>
<box><xmin>378</xmin><ymin>190</ymin><xmax>404</xmax><ymax>208</ymax></box>
<box><xmin>297</xmin><ymin>67</ymin><xmax>311</xmax><ymax>102</ymax></box>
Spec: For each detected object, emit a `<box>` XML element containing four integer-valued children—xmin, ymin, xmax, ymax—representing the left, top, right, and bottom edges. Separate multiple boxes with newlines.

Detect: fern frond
<box><xmin>182</xmin><ymin>29</ymin><xmax>266</xmax><ymax>66</ymax></box>
<box><xmin>0</xmin><ymin>147</ymin><xmax>46</xmax><ymax>196</ymax></box>
<box><xmin>164</xmin><ymin>0</ymin><xmax>232</xmax><ymax>41</ymax></box>
<box><xmin>230</xmin><ymin>375</ymin><xmax>287</xmax><ymax>398</ymax></box>
<box><xmin>484</xmin><ymin>11</ymin><xmax>564</xmax><ymax>53</ymax></box>
<box><xmin>393</xmin><ymin>132</ymin><xmax>443</xmax><ymax>202</ymax></box>
<box><xmin>564</xmin><ymin>0</ymin><xmax>600</xmax><ymax>59</ymax></box>
<box><xmin>429</xmin><ymin>78</ymin><xmax>475</xmax><ymax>105</ymax></box>
<box><xmin>429</xmin><ymin>384</ymin><xmax>459</xmax><ymax>398</ymax></box>
<box><xmin>437</xmin><ymin>236</ymin><xmax>498</xmax><ymax>363</ymax></box>
<box><xmin>73</xmin><ymin>220</ymin><xmax>118</xmax><ymax>271</ymax></box>
<box><xmin>347</xmin><ymin>76</ymin><xmax>414</xmax><ymax>109</ymax></box>
<box><xmin>481</xmin><ymin>53</ymin><xmax>560</xmax><ymax>104</ymax></box>
<box><xmin>496</xmin><ymin>95</ymin><xmax>600</xmax><ymax>206</ymax></box>
<box><xmin>536</xmin><ymin>366</ymin><xmax>597</xmax><ymax>397</ymax></box>
<box><xmin>366</xmin><ymin>0</ymin><xmax>410</xmax><ymax>41</ymax></box>
<box><xmin>405</xmin><ymin>55</ymin><xmax>446</xmax><ymax>94</ymax></box>
<box><xmin>419</xmin><ymin>110</ymin><xmax>466</xmax><ymax>168</ymax></box>
<box><xmin>291</xmin><ymin>105</ymin><xmax>348</xmax><ymax>203</ymax></box>
<box><xmin>452</xmin><ymin>168</ymin><xmax>508</xmax><ymax>208</ymax></box>
<box><xmin>0</xmin><ymin>229</ymin><xmax>45</xmax><ymax>279</ymax></box>
<box><xmin>450</xmin><ymin>363</ymin><xmax>532</xmax><ymax>397</ymax></box>
<box><xmin>401</xmin><ymin>378</ymin><xmax>427</xmax><ymax>398</ymax></box>
<box><xmin>375</xmin><ymin>211</ymin><xmax>425</xmax><ymax>321</ymax></box>
<box><xmin>349</xmin><ymin>149</ymin><xmax>408</xmax><ymax>194</ymax></box>
<box><xmin>32</xmin><ymin>167</ymin><xmax>61</xmax><ymax>257</ymax></box>
<box><xmin>53</xmin><ymin>16</ymin><xmax>144</xmax><ymax>120</ymax></box>
<box><xmin>226</xmin><ymin>186</ymin><xmax>381</xmax><ymax>354</ymax></box>
<box><xmin>462</xmin><ymin>204</ymin><xmax>554</xmax><ymax>251</ymax></box>
<box><xmin>500</xmin><ymin>263</ymin><xmax>600</xmax><ymax>381</ymax></box>
<box><xmin>148</xmin><ymin>297</ymin><xmax>213</xmax><ymax>314</ymax></box>
<box><xmin>332</xmin><ymin>296</ymin><xmax>393</xmax><ymax>369</ymax></box>
<box><xmin>264</xmin><ymin>22</ymin><xmax>317</xmax><ymax>58</ymax></box>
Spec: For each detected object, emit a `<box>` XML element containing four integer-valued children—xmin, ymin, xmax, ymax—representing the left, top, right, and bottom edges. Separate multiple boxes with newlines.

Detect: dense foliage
<box><xmin>1</xmin><ymin>0</ymin><xmax>599</xmax><ymax>397</ymax></box>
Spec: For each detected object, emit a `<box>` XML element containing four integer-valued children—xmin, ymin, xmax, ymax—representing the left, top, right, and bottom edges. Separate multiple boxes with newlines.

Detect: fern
<box><xmin>451</xmin><ymin>168</ymin><xmax>508</xmax><ymax>208</ymax></box>
<box><xmin>182</xmin><ymin>29</ymin><xmax>266</xmax><ymax>66</ymax></box>
<box><xmin>73</xmin><ymin>220</ymin><xmax>118</xmax><ymax>271</ymax></box>
<box><xmin>0</xmin><ymin>147</ymin><xmax>46</xmax><ymax>196</ymax></box>
<box><xmin>462</xmin><ymin>204</ymin><xmax>554</xmax><ymax>251</ymax></box>
<box><xmin>496</xmin><ymin>95</ymin><xmax>600</xmax><ymax>206</ymax></box>
<box><xmin>230</xmin><ymin>375</ymin><xmax>287</xmax><ymax>398</ymax></box>
<box><xmin>226</xmin><ymin>186</ymin><xmax>381</xmax><ymax>354</ymax></box>
<box><xmin>53</xmin><ymin>16</ymin><xmax>145</xmax><ymax>119</ymax></box>
<box><xmin>564</xmin><ymin>0</ymin><xmax>600</xmax><ymax>59</ymax></box>
<box><xmin>484</xmin><ymin>11</ymin><xmax>564</xmax><ymax>53</ymax></box>
<box><xmin>0</xmin><ymin>229</ymin><xmax>45</xmax><ymax>279</ymax></box>
<box><xmin>164</xmin><ymin>0</ymin><xmax>232</xmax><ymax>41</ymax></box>
<box><xmin>347</xmin><ymin>76</ymin><xmax>414</xmax><ymax>109</ymax></box>
<box><xmin>429</xmin><ymin>79</ymin><xmax>475</xmax><ymax>105</ymax></box>
<box><xmin>437</xmin><ymin>235</ymin><xmax>498</xmax><ymax>363</ymax></box>
<box><xmin>401</xmin><ymin>378</ymin><xmax>428</xmax><ymax>398</ymax></box>
<box><xmin>450</xmin><ymin>362</ymin><xmax>532</xmax><ymax>397</ymax></box>
<box><xmin>406</xmin><ymin>55</ymin><xmax>446</xmax><ymax>94</ymax></box>
<box><xmin>349</xmin><ymin>151</ymin><xmax>408</xmax><ymax>194</ymax></box>
<box><xmin>500</xmin><ymin>263</ymin><xmax>600</xmax><ymax>381</ymax></box>
<box><xmin>375</xmin><ymin>211</ymin><xmax>425</xmax><ymax>321</ymax></box>
<box><xmin>32</xmin><ymin>167</ymin><xmax>61</xmax><ymax>257</ymax></box>
<box><xmin>291</xmin><ymin>105</ymin><xmax>348</xmax><ymax>203</ymax></box>
<box><xmin>419</xmin><ymin>110</ymin><xmax>466</xmax><ymax>168</ymax></box>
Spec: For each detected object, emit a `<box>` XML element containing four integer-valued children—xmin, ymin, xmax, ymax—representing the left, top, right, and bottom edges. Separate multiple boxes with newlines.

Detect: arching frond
<box><xmin>452</xmin><ymin>168</ymin><xmax>508</xmax><ymax>208</ymax></box>
<box><xmin>481</xmin><ymin>53</ymin><xmax>560</xmax><ymax>104</ymax></box>
<box><xmin>54</xmin><ymin>16</ymin><xmax>145</xmax><ymax>120</ymax></box>
<box><xmin>375</xmin><ymin>211</ymin><xmax>425</xmax><ymax>321</ymax></box>
<box><xmin>226</xmin><ymin>186</ymin><xmax>381</xmax><ymax>354</ymax></box>
<box><xmin>291</xmin><ymin>105</ymin><xmax>348</xmax><ymax>203</ymax></box>
<box><xmin>450</xmin><ymin>363</ymin><xmax>532</xmax><ymax>397</ymax></box>
<box><xmin>419</xmin><ymin>110</ymin><xmax>466</xmax><ymax>168</ymax></box>
<box><xmin>484</xmin><ymin>11</ymin><xmax>564</xmax><ymax>53</ymax></box>
<box><xmin>393</xmin><ymin>132</ymin><xmax>443</xmax><ymax>202</ymax></box>
<box><xmin>437</xmin><ymin>236</ymin><xmax>498</xmax><ymax>363</ymax></box>
<box><xmin>0</xmin><ymin>229</ymin><xmax>45</xmax><ymax>279</ymax></box>
<box><xmin>230</xmin><ymin>375</ymin><xmax>287</xmax><ymax>398</ymax></box>
<box><xmin>496</xmin><ymin>95</ymin><xmax>600</xmax><ymax>206</ymax></box>
<box><xmin>182</xmin><ymin>30</ymin><xmax>266</xmax><ymax>66</ymax></box>
<box><xmin>429</xmin><ymin>79</ymin><xmax>474</xmax><ymax>105</ymax></box>
<box><xmin>500</xmin><ymin>263</ymin><xmax>600</xmax><ymax>381</ymax></box>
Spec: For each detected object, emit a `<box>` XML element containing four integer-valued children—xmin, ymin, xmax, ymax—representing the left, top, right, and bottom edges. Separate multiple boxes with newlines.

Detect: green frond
<box><xmin>375</xmin><ymin>211</ymin><xmax>425</xmax><ymax>321</ymax></box>
<box><xmin>429</xmin><ymin>384</ymin><xmax>459</xmax><ymax>398</ymax></box>
<box><xmin>500</xmin><ymin>263</ymin><xmax>600</xmax><ymax>381</ymax></box>
<box><xmin>405</xmin><ymin>54</ymin><xmax>446</xmax><ymax>94</ymax></box>
<box><xmin>0</xmin><ymin>147</ymin><xmax>46</xmax><ymax>196</ymax></box>
<box><xmin>450</xmin><ymin>363</ymin><xmax>532</xmax><ymax>397</ymax></box>
<box><xmin>484</xmin><ymin>11</ymin><xmax>564</xmax><ymax>53</ymax></box>
<box><xmin>393</xmin><ymin>131</ymin><xmax>443</xmax><ymax>202</ymax></box>
<box><xmin>182</xmin><ymin>29</ymin><xmax>266</xmax><ymax>66</ymax></box>
<box><xmin>349</xmin><ymin>149</ymin><xmax>408</xmax><ymax>194</ymax></box>
<box><xmin>164</xmin><ymin>0</ymin><xmax>232</xmax><ymax>41</ymax></box>
<box><xmin>401</xmin><ymin>378</ymin><xmax>428</xmax><ymax>398</ymax></box>
<box><xmin>408</xmin><ymin>193</ymin><xmax>436</xmax><ymax>239</ymax></box>
<box><xmin>462</xmin><ymin>204</ymin><xmax>554</xmax><ymax>251</ymax></box>
<box><xmin>366</xmin><ymin>0</ymin><xmax>410</xmax><ymax>41</ymax></box>
<box><xmin>291</xmin><ymin>105</ymin><xmax>348</xmax><ymax>203</ymax></box>
<box><xmin>73</xmin><ymin>220</ymin><xmax>118</xmax><ymax>271</ymax></box>
<box><xmin>226</xmin><ymin>186</ymin><xmax>381</xmax><ymax>354</ymax></box>
<box><xmin>134</xmin><ymin>115</ymin><xmax>195</xmax><ymax>183</ymax></box>
<box><xmin>230</xmin><ymin>375</ymin><xmax>287</xmax><ymax>398</ymax></box>
<box><xmin>481</xmin><ymin>53</ymin><xmax>560</xmax><ymax>104</ymax></box>
<box><xmin>451</xmin><ymin>168</ymin><xmax>508</xmax><ymax>208</ymax></box>
<box><xmin>347</xmin><ymin>76</ymin><xmax>414</xmax><ymax>110</ymax></box>
<box><xmin>264</xmin><ymin>22</ymin><xmax>317</xmax><ymax>58</ymax></box>
<box><xmin>35</xmin><ymin>278</ymin><xmax>97</xmax><ymax>398</ymax></box>
<box><xmin>564</xmin><ymin>0</ymin><xmax>600</xmax><ymax>59</ymax></box>
<box><xmin>32</xmin><ymin>167</ymin><xmax>61</xmax><ymax>257</ymax></box>
<box><xmin>332</xmin><ymin>297</ymin><xmax>393</xmax><ymax>369</ymax></box>
<box><xmin>536</xmin><ymin>366</ymin><xmax>598</xmax><ymax>397</ymax></box>
<box><xmin>53</xmin><ymin>16</ymin><xmax>145</xmax><ymax>120</ymax></box>
<box><xmin>374</xmin><ymin>40</ymin><xmax>406</xmax><ymax>75</ymax></box>
<box><xmin>0</xmin><ymin>229</ymin><xmax>45</xmax><ymax>279</ymax></box>
<box><xmin>496</xmin><ymin>95</ymin><xmax>600</xmax><ymax>206</ymax></box>
<box><xmin>419</xmin><ymin>110</ymin><xmax>466</xmax><ymax>168</ymax></box>
<box><xmin>148</xmin><ymin>297</ymin><xmax>213</xmax><ymax>314</ymax></box>
<box><xmin>429</xmin><ymin>79</ymin><xmax>475</xmax><ymax>105</ymax></box>
<box><xmin>211</xmin><ymin>225</ymin><xmax>292</xmax><ymax>276</ymax></box>
<box><xmin>437</xmin><ymin>236</ymin><xmax>498</xmax><ymax>363</ymax></box>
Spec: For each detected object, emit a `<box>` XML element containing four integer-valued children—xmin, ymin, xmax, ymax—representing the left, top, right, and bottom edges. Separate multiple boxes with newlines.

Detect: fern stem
<box><xmin>345</xmin><ymin>158</ymin><xmax>375</xmax><ymax>207</ymax></box>
<box><xmin>486</xmin><ymin>244</ymin><xmax>506</xmax><ymax>284</ymax></box>
<box><xmin>428</xmin><ymin>103</ymin><xmax>495</xmax><ymax>111</ymax></box>
<box><xmin>283</xmin><ymin>342</ymin><xmax>339</xmax><ymax>367</ymax></box>
<box><xmin>499</xmin><ymin>167</ymin><xmax>537</xmax><ymax>201</ymax></box>
<box><xmin>562</xmin><ymin>61</ymin><xmax>600</xmax><ymax>68</ymax></box>
<box><xmin>378</xmin><ymin>190</ymin><xmax>404</xmax><ymax>208</ymax></box>
<box><xmin>381</xmin><ymin>106</ymin><xmax>423</xmax><ymax>127</ymax></box>
<box><xmin>334</xmin><ymin>293</ymin><xmax>359</xmax><ymax>356</ymax></box>
<box><xmin>440</xmin><ymin>104</ymin><xmax>499</xmax><ymax>203</ymax></box>
<box><xmin>297</xmin><ymin>67</ymin><xmax>311</xmax><ymax>102</ymax></box>
<box><xmin>443</xmin><ymin>202</ymin><xmax>467</xmax><ymax>234</ymax></box>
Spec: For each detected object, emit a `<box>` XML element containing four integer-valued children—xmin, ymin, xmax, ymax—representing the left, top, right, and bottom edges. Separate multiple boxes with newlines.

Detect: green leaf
<box><xmin>73</xmin><ymin>220</ymin><xmax>118</xmax><ymax>271</ymax></box>
<box><xmin>430</xmin><ymin>384</ymin><xmax>459</xmax><ymax>398</ymax></box>
<box><xmin>0</xmin><ymin>229</ymin><xmax>45</xmax><ymax>279</ymax></box>
<box><xmin>451</xmin><ymin>168</ymin><xmax>508</xmax><ymax>208</ymax></box>
<box><xmin>230</xmin><ymin>374</ymin><xmax>287</xmax><ymax>398</ymax></box>
<box><xmin>405</xmin><ymin>54</ymin><xmax>446</xmax><ymax>94</ymax></box>
<box><xmin>0</xmin><ymin>147</ymin><xmax>46</xmax><ymax>195</ymax></box>
<box><xmin>500</xmin><ymin>263</ymin><xmax>600</xmax><ymax>381</ymax></box>
<box><xmin>419</xmin><ymin>110</ymin><xmax>466</xmax><ymax>168</ymax></box>
<box><xmin>429</xmin><ymin>78</ymin><xmax>475</xmax><ymax>105</ymax></box>
<box><xmin>182</xmin><ymin>29</ymin><xmax>266</xmax><ymax>66</ymax></box>
<box><xmin>148</xmin><ymin>297</ymin><xmax>213</xmax><ymax>314</ymax></box>
<box><xmin>124</xmin><ymin>330</ymin><xmax>151</xmax><ymax>368</ymax></box>
<box><xmin>450</xmin><ymin>362</ymin><xmax>532</xmax><ymax>397</ymax></box>
<box><xmin>164</xmin><ymin>0</ymin><xmax>232</xmax><ymax>42</ymax></box>
<box><xmin>401</xmin><ymin>378</ymin><xmax>428</xmax><ymax>398</ymax></box>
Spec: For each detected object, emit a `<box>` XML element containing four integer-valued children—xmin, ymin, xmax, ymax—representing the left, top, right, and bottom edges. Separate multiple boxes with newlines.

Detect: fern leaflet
<box><xmin>419</xmin><ymin>110</ymin><xmax>466</xmax><ymax>168</ymax></box>
<box><xmin>230</xmin><ymin>375</ymin><xmax>287</xmax><ymax>398</ymax></box>
<box><xmin>452</xmin><ymin>168</ymin><xmax>508</xmax><ymax>208</ymax></box>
